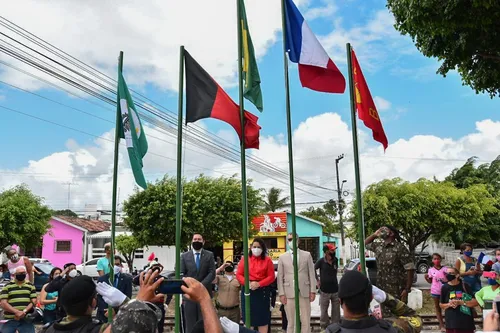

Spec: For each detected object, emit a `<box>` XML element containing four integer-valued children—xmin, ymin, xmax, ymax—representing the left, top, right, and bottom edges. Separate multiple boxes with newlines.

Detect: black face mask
<box><xmin>446</xmin><ymin>274</ymin><xmax>457</xmax><ymax>282</ymax></box>
<box><xmin>192</xmin><ymin>241</ymin><xmax>203</xmax><ymax>251</ymax></box>
<box><xmin>15</xmin><ymin>274</ymin><xmax>26</xmax><ymax>281</ymax></box>
<box><xmin>225</xmin><ymin>266</ymin><xmax>234</xmax><ymax>273</ymax></box>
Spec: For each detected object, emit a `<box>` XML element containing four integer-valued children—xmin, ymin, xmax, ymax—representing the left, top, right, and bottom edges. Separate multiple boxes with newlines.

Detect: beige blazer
<box><xmin>277</xmin><ymin>249</ymin><xmax>316</xmax><ymax>298</ymax></box>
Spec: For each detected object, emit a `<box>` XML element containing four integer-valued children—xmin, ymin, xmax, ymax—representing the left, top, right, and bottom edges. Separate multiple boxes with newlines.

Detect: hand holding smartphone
<box><xmin>157</xmin><ymin>279</ymin><xmax>187</xmax><ymax>294</ymax></box>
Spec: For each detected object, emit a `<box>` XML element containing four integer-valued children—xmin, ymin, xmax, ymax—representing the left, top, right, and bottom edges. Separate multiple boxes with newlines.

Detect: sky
<box><xmin>0</xmin><ymin>0</ymin><xmax>499</xmax><ymax>213</ymax></box>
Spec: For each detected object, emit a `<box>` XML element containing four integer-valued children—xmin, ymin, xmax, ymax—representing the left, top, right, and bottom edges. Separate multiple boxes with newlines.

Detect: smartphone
<box><xmin>157</xmin><ymin>279</ymin><xmax>187</xmax><ymax>294</ymax></box>
<box><xmin>495</xmin><ymin>294</ymin><xmax>500</xmax><ymax>315</ymax></box>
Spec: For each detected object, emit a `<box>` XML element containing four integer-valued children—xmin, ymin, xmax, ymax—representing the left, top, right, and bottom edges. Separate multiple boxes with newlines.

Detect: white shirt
<box><xmin>225</xmin><ymin>274</ymin><xmax>234</xmax><ymax>281</ymax></box>
<box><xmin>192</xmin><ymin>249</ymin><xmax>202</xmax><ymax>255</ymax></box>
<box><xmin>289</xmin><ymin>249</ymin><xmax>299</xmax><ymax>266</ymax></box>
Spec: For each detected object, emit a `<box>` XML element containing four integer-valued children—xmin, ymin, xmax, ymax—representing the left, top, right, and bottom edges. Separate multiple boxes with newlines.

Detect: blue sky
<box><xmin>0</xmin><ymin>0</ymin><xmax>499</xmax><ymax>209</ymax></box>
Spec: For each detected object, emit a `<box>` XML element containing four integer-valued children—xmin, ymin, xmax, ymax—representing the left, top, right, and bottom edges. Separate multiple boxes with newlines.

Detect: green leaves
<box><xmin>0</xmin><ymin>184</ymin><xmax>51</xmax><ymax>251</ymax></box>
<box><xmin>300</xmin><ymin>199</ymin><xmax>339</xmax><ymax>233</ymax></box>
<box><xmin>387</xmin><ymin>0</ymin><xmax>500</xmax><ymax>98</ymax></box>
<box><xmin>123</xmin><ymin>175</ymin><xmax>263</xmax><ymax>247</ymax></box>
<box><xmin>351</xmin><ymin>177</ymin><xmax>498</xmax><ymax>254</ymax></box>
<box><xmin>115</xmin><ymin>235</ymin><xmax>142</xmax><ymax>269</ymax></box>
<box><xmin>263</xmin><ymin>187</ymin><xmax>289</xmax><ymax>212</ymax></box>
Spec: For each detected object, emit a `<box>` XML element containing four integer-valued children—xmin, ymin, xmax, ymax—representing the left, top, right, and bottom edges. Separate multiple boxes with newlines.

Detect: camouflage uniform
<box><xmin>366</xmin><ymin>239</ymin><xmax>415</xmax><ymax>317</ymax></box>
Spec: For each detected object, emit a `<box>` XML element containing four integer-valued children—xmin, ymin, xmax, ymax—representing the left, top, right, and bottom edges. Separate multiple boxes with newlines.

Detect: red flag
<box><xmin>350</xmin><ymin>49</ymin><xmax>388</xmax><ymax>150</ymax></box>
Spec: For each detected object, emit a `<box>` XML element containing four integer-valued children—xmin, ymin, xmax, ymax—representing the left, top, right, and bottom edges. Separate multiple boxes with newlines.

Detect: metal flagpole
<box><xmin>236</xmin><ymin>0</ymin><xmax>251</xmax><ymax>326</ymax></box>
<box><xmin>280</xmin><ymin>0</ymin><xmax>301</xmax><ymax>330</ymax></box>
<box><xmin>108</xmin><ymin>51</ymin><xmax>123</xmax><ymax>322</ymax></box>
<box><xmin>346</xmin><ymin>43</ymin><xmax>366</xmax><ymax>274</ymax></box>
<box><xmin>174</xmin><ymin>45</ymin><xmax>185</xmax><ymax>333</ymax></box>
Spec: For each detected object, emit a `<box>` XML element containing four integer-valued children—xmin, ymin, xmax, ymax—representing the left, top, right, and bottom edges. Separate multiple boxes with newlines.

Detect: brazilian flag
<box><xmin>239</xmin><ymin>0</ymin><xmax>263</xmax><ymax>112</ymax></box>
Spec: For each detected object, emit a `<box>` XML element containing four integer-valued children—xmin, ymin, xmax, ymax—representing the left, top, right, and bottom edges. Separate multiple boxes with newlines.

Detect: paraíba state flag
<box><xmin>350</xmin><ymin>49</ymin><xmax>388</xmax><ymax>150</ymax></box>
<box><xmin>184</xmin><ymin>49</ymin><xmax>261</xmax><ymax>149</ymax></box>
<box><xmin>239</xmin><ymin>0</ymin><xmax>263</xmax><ymax>112</ymax></box>
<box><xmin>283</xmin><ymin>0</ymin><xmax>345</xmax><ymax>93</ymax></box>
<box><xmin>117</xmin><ymin>70</ymin><xmax>148</xmax><ymax>189</ymax></box>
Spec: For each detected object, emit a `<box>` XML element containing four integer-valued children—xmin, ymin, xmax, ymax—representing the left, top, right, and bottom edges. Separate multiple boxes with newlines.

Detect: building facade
<box><xmin>223</xmin><ymin>212</ymin><xmax>338</xmax><ymax>263</ymax></box>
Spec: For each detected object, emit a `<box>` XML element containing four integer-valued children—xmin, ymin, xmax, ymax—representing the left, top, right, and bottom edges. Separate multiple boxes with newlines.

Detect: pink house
<box><xmin>42</xmin><ymin>216</ymin><xmax>109</xmax><ymax>268</ymax></box>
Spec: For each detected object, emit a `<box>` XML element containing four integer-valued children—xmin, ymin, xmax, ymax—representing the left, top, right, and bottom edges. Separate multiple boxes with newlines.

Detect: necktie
<box><xmin>195</xmin><ymin>253</ymin><xmax>200</xmax><ymax>271</ymax></box>
<box><xmin>114</xmin><ymin>275</ymin><xmax>119</xmax><ymax>288</ymax></box>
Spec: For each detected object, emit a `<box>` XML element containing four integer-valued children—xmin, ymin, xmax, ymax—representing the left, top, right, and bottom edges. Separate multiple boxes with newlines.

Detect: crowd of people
<box><xmin>1</xmin><ymin>231</ymin><xmax>500</xmax><ymax>333</ymax></box>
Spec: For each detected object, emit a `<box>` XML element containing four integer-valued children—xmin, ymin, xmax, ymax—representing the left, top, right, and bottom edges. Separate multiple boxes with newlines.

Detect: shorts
<box><xmin>431</xmin><ymin>294</ymin><xmax>440</xmax><ymax>298</ymax></box>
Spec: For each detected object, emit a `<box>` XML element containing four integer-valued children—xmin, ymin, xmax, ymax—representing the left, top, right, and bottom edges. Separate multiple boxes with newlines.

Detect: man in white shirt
<box><xmin>278</xmin><ymin>233</ymin><xmax>316</xmax><ymax>333</ymax></box>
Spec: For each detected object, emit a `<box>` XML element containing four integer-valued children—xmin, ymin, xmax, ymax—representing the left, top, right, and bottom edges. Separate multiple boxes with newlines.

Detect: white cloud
<box><xmin>2</xmin><ymin>113</ymin><xmax>499</xmax><ymax>213</ymax></box>
<box><xmin>305</xmin><ymin>1</ymin><xmax>337</xmax><ymax>20</ymax></box>
<box><xmin>373</xmin><ymin>96</ymin><xmax>391</xmax><ymax>111</ymax></box>
<box><xmin>0</xmin><ymin>0</ymin><xmax>312</xmax><ymax>93</ymax></box>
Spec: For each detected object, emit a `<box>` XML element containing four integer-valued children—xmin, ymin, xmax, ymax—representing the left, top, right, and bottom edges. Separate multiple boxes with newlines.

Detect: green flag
<box><xmin>117</xmin><ymin>71</ymin><xmax>148</xmax><ymax>189</ymax></box>
<box><xmin>239</xmin><ymin>0</ymin><xmax>263</xmax><ymax>112</ymax></box>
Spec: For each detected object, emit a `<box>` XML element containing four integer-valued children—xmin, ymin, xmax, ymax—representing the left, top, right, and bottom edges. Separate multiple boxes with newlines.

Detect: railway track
<box><xmin>163</xmin><ymin>314</ymin><xmax>484</xmax><ymax>332</ymax></box>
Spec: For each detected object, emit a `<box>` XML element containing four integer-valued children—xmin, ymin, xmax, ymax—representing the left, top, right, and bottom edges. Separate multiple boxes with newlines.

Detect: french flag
<box><xmin>284</xmin><ymin>0</ymin><xmax>346</xmax><ymax>93</ymax></box>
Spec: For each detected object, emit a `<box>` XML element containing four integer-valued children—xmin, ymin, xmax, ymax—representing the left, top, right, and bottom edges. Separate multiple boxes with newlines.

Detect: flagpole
<box><xmin>108</xmin><ymin>51</ymin><xmax>123</xmax><ymax>323</ymax></box>
<box><xmin>236</xmin><ymin>0</ymin><xmax>251</xmax><ymax>326</ymax></box>
<box><xmin>346</xmin><ymin>43</ymin><xmax>366</xmax><ymax>275</ymax></box>
<box><xmin>174</xmin><ymin>45</ymin><xmax>185</xmax><ymax>333</ymax></box>
<box><xmin>280</xmin><ymin>0</ymin><xmax>301</xmax><ymax>330</ymax></box>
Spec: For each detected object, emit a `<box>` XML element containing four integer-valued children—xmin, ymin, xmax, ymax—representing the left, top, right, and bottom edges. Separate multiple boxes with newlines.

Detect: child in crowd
<box><xmin>425</xmin><ymin>253</ymin><xmax>447</xmax><ymax>332</ymax></box>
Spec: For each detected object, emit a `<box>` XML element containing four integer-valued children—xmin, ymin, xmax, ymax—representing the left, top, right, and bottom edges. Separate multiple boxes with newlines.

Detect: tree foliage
<box><xmin>52</xmin><ymin>209</ymin><xmax>78</xmax><ymax>217</ymax></box>
<box><xmin>263</xmin><ymin>187</ymin><xmax>289</xmax><ymax>212</ymax></box>
<box><xmin>445</xmin><ymin>156</ymin><xmax>500</xmax><ymax>245</ymax></box>
<box><xmin>387</xmin><ymin>0</ymin><xmax>500</xmax><ymax>98</ymax></box>
<box><xmin>351</xmin><ymin>178</ymin><xmax>497</xmax><ymax>255</ymax></box>
<box><xmin>0</xmin><ymin>185</ymin><xmax>52</xmax><ymax>251</ymax></box>
<box><xmin>115</xmin><ymin>235</ymin><xmax>142</xmax><ymax>270</ymax></box>
<box><xmin>300</xmin><ymin>199</ymin><xmax>339</xmax><ymax>233</ymax></box>
<box><xmin>124</xmin><ymin>175</ymin><xmax>263</xmax><ymax>247</ymax></box>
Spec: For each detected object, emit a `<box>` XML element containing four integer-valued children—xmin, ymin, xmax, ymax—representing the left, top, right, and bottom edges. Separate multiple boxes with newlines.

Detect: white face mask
<box><xmin>251</xmin><ymin>248</ymin><xmax>263</xmax><ymax>257</ymax></box>
<box><xmin>114</xmin><ymin>266</ymin><xmax>122</xmax><ymax>275</ymax></box>
<box><xmin>288</xmin><ymin>241</ymin><xmax>294</xmax><ymax>249</ymax></box>
<box><xmin>68</xmin><ymin>269</ymin><xmax>78</xmax><ymax>278</ymax></box>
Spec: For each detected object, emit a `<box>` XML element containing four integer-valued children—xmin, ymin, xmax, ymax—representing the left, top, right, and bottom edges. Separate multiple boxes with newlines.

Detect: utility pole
<box><xmin>335</xmin><ymin>154</ymin><xmax>347</xmax><ymax>265</ymax></box>
<box><xmin>63</xmin><ymin>182</ymin><xmax>78</xmax><ymax>210</ymax></box>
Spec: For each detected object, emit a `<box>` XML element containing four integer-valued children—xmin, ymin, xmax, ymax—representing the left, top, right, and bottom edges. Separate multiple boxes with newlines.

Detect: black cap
<box><xmin>338</xmin><ymin>270</ymin><xmax>371</xmax><ymax>298</ymax></box>
<box><xmin>63</xmin><ymin>263</ymin><xmax>76</xmax><ymax>269</ymax></box>
<box><xmin>111</xmin><ymin>300</ymin><xmax>161</xmax><ymax>333</ymax></box>
<box><xmin>59</xmin><ymin>276</ymin><xmax>96</xmax><ymax>309</ymax></box>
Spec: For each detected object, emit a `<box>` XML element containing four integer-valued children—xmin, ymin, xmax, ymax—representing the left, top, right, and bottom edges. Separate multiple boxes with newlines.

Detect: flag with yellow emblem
<box><xmin>117</xmin><ymin>69</ymin><xmax>148</xmax><ymax>189</ymax></box>
<box><xmin>239</xmin><ymin>0</ymin><xmax>263</xmax><ymax>111</ymax></box>
<box><xmin>350</xmin><ymin>48</ymin><xmax>388</xmax><ymax>150</ymax></box>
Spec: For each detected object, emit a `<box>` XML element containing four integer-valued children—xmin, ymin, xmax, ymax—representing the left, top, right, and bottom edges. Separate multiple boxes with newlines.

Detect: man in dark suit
<box><xmin>96</xmin><ymin>257</ymin><xmax>132</xmax><ymax>323</ymax></box>
<box><xmin>180</xmin><ymin>233</ymin><xmax>216</xmax><ymax>333</ymax></box>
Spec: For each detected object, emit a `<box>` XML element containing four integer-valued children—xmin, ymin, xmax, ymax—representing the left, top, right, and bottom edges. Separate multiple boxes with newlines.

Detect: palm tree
<box><xmin>263</xmin><ymin>187</ymin><xmax>290</xmax><ymax>212</ymax></box>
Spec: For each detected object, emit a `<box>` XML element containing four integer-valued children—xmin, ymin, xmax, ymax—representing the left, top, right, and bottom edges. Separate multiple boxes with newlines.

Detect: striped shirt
<box><xmin>0</xmin><ymin>280</ymin><xmax>36</xmax><ymax>319</ymax></box>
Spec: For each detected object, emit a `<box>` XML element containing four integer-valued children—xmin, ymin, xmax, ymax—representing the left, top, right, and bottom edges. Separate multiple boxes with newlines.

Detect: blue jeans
<box><xmin>2</xmin><ymin>320</ymin><xmax>35</xmax><ymax>333</ymax></box>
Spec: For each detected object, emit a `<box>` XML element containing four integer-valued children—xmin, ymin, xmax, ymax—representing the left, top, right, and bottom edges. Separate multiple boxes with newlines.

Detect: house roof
<box><xmin>284</xmin><ymin>211</ymin><xmax>325</xmax><ymax>227</ymax></box>
<box><xmin>89</xmin><ymin>230</ymin><xmax>131</xmax><ymax>239</ymax></box>
<box><xmin>53</xmin><ymin>216</ymin><xmax>110</xmax><ymax>232</ymax></box>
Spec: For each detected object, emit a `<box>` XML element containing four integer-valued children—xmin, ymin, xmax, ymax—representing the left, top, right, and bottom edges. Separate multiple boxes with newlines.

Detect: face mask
<box><xmin>463</xmin><ymin>251</ymin><xmax>473</xmax><ymax>257</ymax></box>
<box><xmin>446</xmin><ymin>274</ymin><xmax>456</xmax><ymax>282</ymax></box>
<box><xmin>53</xmin><ymin>274</ymin><xmax>60</xmax><ymax>279</ymax></box>
<box><xmin>192</xmin><ymin>241</ymin><xmax>203</xmax><ymax>251</ymax></box>
<box><xmin>488</xmin><ymin>278</ymin><xmax>498</xmax><ymax>286</ymax></box>
<box><xmin>288</xmin><ymin>241</ymin><xmax>293</xmax><ymax>249</ymax></box>
<box><xmin>224</xmin><ymin>266</ymin><xmax>234</xmax><ymax>273</ymax></box>
<box><xmin>10</xmin><ymin>254</ymin><xmax>19</xmax><ymax>262</ymax></box>
<box><xmin>68</xmin><ymin>269</ymin><xmax>78</xmax><ymax>278</ymax></box>
<box><xmin>432</xmin><ymin>260</ymin><xmax>441</xmax><ymax>266</ymax></box>
<box><xmin>114</xmin><ymin>266</ymin><xmax>122</xmax><ymax>275</ymax></box>
<box><xmin>379</xmin><ymin>229</ymin><xmax>389</xmax><ymax>239</ymax></box>
<box><xmin>251</xmin><ymin>248</ymin><xmax>263</xmax><ymax>257</ymax></box>
<box><xmin>15</xmin><ymin>273</ymin><xmax>26</xmax><ymax>281</ymax></box>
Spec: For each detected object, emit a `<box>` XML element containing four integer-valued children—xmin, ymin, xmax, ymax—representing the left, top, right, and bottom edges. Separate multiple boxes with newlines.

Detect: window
<box><xmin>55</xmin><ymin>240</ymin><xmax>71</xmax><ymax>253</ymax></box>
<box><xmin>134</xmin><ymin>249</ymin><xmax>144</xmax><ymax>259</ymax></box>
<box><xmin>262</xmin><ymin>238</ymin><xmax>278</xmax><ymax>249</ymax></box>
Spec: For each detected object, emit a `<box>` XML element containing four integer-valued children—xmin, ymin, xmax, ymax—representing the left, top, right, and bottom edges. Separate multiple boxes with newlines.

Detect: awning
<box><xmin>89</xmin><ymin>231</ymin><xmax>131</xmax><ymax>239</ymax></box>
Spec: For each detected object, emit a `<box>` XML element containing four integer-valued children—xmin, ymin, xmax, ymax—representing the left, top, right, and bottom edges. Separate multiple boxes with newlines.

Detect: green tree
<box><xmin>115</xmin><ymin>235</ymin><xmax>143</xmax><ymax>270</ymax></box>
<box><xmin>300</xmin><ymin>199</ymin><xmax>339</xmax><ymax>233</ymax></box>
<box><xmin>0</xmin><ymin>184</ymin><xmax>52</xmax><ymax>251</ymax></box>
<box><xmin>263</xmin><ymin>187</ymin><xmax>289</xmax><ymax>212</ymax></box>
<box><xmin>351</xmin><ymin>178</ymin><xmax>497</xmax><ymax>255</ymax></box>
<box><xmin>445</xmin><ymin>156</ymin><xmax>500</xmax><ymax>245</ymax></box>
<box><xmin>52</xmin><ymin>209</ymin><xmax>78</xmax><ymax>217</ymax></box>
<box><xmin>387</xmin><ymin>0</ymin><xmax>500</xmax><ymax>98</ymax></box>
<box><xmin>124</xmin><ymin>175</ymin><xmax>263</xmax><ymax>247</ymax></box>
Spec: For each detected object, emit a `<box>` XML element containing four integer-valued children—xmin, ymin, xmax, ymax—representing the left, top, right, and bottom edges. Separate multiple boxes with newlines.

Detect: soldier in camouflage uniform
<box><xmin>365</xmin><ymin>225</ymin><xmax>415</xmax><ymax>317</ymax></box>
<box><xmin>326</xmin><ymin>270</ymin><xmax>421</xmax><ymax>333</ymax></box>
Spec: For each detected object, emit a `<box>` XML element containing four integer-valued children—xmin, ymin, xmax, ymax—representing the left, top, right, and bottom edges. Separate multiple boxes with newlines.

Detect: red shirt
<box><xmin>236</xmin><ymin>255</ymin><xmax>275</xmax><ymax>287</ymax></box>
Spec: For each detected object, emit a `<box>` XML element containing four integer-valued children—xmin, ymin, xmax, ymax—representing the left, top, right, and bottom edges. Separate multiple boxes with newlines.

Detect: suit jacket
<box><xmin>277</xmin><ymin>249</ymin><xmax>316</xmax><ymax>299</ymax></box>
<box><xmin>180</xmin><ymin>249</ymin><xmax>215</xmax><ymax>296</ymax></box>
<box><xmin>97</xmin><ymin>273</ymin><xmax>133</xmax><ymax>313</ymax></box>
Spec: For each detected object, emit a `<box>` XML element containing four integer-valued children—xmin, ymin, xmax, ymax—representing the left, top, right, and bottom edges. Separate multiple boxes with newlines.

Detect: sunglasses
<box><xmin>287</xmin><ymin>239</ymin><xmax>294</xmax><ymax>242</ymax></box>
